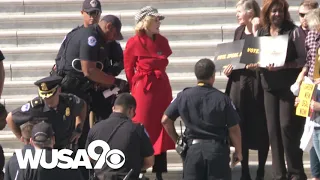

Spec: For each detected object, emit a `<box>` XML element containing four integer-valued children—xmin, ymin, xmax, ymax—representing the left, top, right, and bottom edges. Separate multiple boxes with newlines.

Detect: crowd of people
<box><xmin>0</xmin><ymin>0</ymin><xmax>320</xmax><ymax>180</ymax></box>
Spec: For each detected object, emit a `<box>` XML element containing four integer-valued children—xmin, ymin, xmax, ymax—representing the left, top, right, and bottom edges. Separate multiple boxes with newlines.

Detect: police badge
<box><xmin>90</xmin><ymin>0</ymin><xmax>97</xmax><ymax>7</ymax></box>
<box><xmin>65</xmin><ymin>107</ymin><xmax>70</xmax><ymax>117</ymax></box>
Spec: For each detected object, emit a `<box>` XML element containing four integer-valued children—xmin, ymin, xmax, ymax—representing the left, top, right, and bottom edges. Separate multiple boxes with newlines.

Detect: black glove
<box><xmin>114</xmin><ymin>78</ymin><xmax>129</xmax><ymax>92</ymax></box>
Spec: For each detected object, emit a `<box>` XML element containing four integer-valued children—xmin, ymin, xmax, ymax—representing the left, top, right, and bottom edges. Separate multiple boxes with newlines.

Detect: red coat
<box><xmin>124</xmin><ymin>33</ymin><xmax>175</xmax><ymax>155</ymax></box>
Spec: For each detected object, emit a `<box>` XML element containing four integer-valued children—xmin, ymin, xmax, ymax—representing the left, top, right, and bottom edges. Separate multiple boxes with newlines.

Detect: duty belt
<box><xmin>191</xmin><ymin>139</ymin><xmax>226</xmax><ymax>145</ymax></box>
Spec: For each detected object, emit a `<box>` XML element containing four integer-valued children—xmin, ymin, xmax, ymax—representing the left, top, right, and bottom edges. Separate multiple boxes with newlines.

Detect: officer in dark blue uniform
<box><xmin>161</xmin><ymin>58</ymin><xmax>243</xmax><ymax>180</ymax></box>
<box><xmin>6</xmin><ymin>75</ymin><xmax>87</xmax><ymax>150</ymax></box>
<box><xmin>54</xmin><ymin>13</ymin><xmax>127</xmax><ymax>149</ymax></box>
<box><xmin>86</xmin><ymin>93</ymin><xmax>154</xmax><ymax>180</ymax></box>
<box><xmin>54</xmin><ymin>0</ymin><xmax>124</xmax><ymax>78</ymax></box>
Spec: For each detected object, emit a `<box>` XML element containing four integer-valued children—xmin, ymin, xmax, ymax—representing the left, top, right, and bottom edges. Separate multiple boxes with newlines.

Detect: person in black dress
<box><xmin>223</xmin><ymin>1</ymin><xmax>269</xmax><ymax>180</ymax></box>
<box><xmin>257</xmin><ymin>0</ymin><xmax>307</xmax><ymax>179</ymax></box>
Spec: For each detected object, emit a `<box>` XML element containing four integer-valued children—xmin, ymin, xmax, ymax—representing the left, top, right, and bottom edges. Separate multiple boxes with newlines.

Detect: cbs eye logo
<box><xmin>87</xmin><ymin>140</ymin><xmax>126</xmax><ymax>169</ymax></box>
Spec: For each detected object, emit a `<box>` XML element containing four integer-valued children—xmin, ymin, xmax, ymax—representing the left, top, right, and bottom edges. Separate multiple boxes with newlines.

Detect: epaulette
<box><xmin>70</xmin><ymin>25</ymin><xmax>82</xmax><ymax>33</ymax></box>
<box><xmin>64</xmin><ymin>93</ymin><xmax>81</xmax><ymax>104</ymax></box>
<box><xmin>29</xmin><ymin>97</ymin><xmax>44</xmax><ymax>108</ymax></box>
<box><xmin>183</xmin><ymin>87</ymin><xmax>191</xmax><ymax>91</ymax></box>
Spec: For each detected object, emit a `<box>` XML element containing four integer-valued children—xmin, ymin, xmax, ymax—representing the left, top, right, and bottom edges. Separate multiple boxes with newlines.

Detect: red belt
<box><xmin>133</xmin><ymin>69</ymin><xmax>164</xmax><ymax>91</ymax></box>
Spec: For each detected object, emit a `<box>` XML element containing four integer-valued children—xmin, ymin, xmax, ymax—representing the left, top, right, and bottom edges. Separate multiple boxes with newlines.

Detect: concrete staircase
<box><xmin>0</xmin><ymin>0</ymin><xmax>313</xmax><ymax>179</ymax></box>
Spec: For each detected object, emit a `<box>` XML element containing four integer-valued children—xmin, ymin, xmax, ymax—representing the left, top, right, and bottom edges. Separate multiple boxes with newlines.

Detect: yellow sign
<box><xmin>65</xmin><ymin>107</ymin><xmax>70</xmax><ymax>117</ymax></box>
<box><xmin>296</xmin><ymin>82</ymin><xmax>316</xmax><ymax>117</ymax></box>
<box><xmin>313</xmin><ymin>48</ymin><xmax>320</xmax><ymax>80</ymax></box>
<box><xmin>216</xmin><ymin>52</ymin><xmax>242</xmax><ymax>60</ymax></box>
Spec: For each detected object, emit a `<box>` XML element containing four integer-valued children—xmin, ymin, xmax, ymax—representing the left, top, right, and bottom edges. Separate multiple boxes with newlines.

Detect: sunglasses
<box><xmin>85</xmin><ymin>10</ymin><xmax>100</xmax><ymax>17</ymax></box>
<box><xmin>299</xmin><ymin>13</ymin><xmax>306</xmax><ymax>18</ymax></box>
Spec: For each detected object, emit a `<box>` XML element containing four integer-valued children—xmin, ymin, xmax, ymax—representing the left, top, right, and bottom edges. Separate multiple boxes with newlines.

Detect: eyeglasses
<box><xmin>299</xmin><ymin>13</ymin><xmax>306</xmax><ymax>18</ymax></box>
<box><xmin>85</xmin><ymin>10</ymin><xmax>100</xmax><ymax>17</ymax></box>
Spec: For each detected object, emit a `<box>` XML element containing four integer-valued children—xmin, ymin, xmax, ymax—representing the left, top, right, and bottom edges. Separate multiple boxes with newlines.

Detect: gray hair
<box><xmin>236</xmin><ymin>0</ymin><xmax>261</xmax><ymax>18</ymax></box>
<box><xmin>306</xmin><ymin>8</ymin><xmax>320</xmax><ymax>30</ymax></box>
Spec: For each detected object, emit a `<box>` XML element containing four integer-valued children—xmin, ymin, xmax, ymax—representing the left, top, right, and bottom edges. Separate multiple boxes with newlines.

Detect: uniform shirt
<box><xmin>16</xmin><ymin>148</ymin><xmax>84</xmax><ymax>180</ymax></box>
<box><xmin>11</xmin><ymin>93</ymin><xmax>85</xmax><ymax>149</ymax></box>
<box><xmin>60</xmin><ymin>24</ymin><xmax>109</xmax><ymax>76</ymax></box>
<box><xmin>4</xmin><ymin>144</ymin><xmax>34</xmax><ymax>180</ymax></box>
<box><xmin>85</xmin><ymin>112</ymin><xmax>154</xmax><ymax>179</ymax></box>
<box><xmin>165</xmin><ymin>84</ymin><xmax>240</xmax><ymax>141</ymax></box>
<box><xmin>56</xmin><ymin>25</ymin><xmax>124</xmax><ymax>77</ymax></box>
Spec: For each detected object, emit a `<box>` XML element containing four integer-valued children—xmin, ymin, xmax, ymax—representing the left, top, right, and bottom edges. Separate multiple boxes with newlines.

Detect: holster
<box><xmin>175</xmin><ymin>135</ymin><xmax>188</xmax><ymax>160</ymax></box>
<box><xmin>60</xmin><ymin>74</ymin><xmax>94</xmax><ymax>93</ymax></box>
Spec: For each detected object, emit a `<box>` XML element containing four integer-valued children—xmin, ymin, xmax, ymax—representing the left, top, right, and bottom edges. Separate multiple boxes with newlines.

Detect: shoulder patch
<box><xmin>88</xmin><ymin>36</ymin><xmax>97</xmax><ymax>47</ymax></box>
<box><xmin>21</xmin><ymin>103</ymin><xmax>30</xmax><ymax>112</ymax></box>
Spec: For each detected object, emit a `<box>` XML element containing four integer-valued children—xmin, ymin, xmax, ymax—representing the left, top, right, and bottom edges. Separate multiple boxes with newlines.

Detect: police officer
<box><xmin>55</xmin><ymin>13</ymin><xmax>127</xmax><ymax>149</ymax></box>
<box><xmin>54</xmin><ymin>0</ymin><xmax>124</xmax><ymax>77</ymax></box>
<box><xmin>4</xmin><ymin>123</ymin><xmax>34</xmax><ymax>180</ymax></box>
<box><xmin>16</xmin><ymin>122</ymin><xmax>84</xmax><ymax>180</ymax></box>
<box><xmin>6</xmin><ymin>75</ymin><xmax>87</xmax><ymax>150</ymax></box>
<box><xmin>86</xmin><ymin>93</ymin><xmax>154</xmax><ymax>180</ymax></box>
<box><xmin>161</xmin><ymin>58</ymin><xmax>243</xmax><ymax>180</ymax></box>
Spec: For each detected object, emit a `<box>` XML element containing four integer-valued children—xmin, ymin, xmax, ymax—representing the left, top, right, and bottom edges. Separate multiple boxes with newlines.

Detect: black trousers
<box><xmin>89</xmin><ymin>90</ymin><xmax>115</xmax><ymax>122</ymax></box>
<box><xmin>264</xmin><ymin>89</ymin><xmax>306</xmax><ymax>180</ymax></box>
<box><xmin>183</xmin><ymin>141</ymin><xmax>231</xmax><ymax>180</ymax></box>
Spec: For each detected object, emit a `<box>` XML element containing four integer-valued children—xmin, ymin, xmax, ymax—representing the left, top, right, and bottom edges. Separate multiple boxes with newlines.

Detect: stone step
<box><xmin>0</xmin><ymin>87</ymin><xmax>228</xmax><ymax>113</ymax></box>
<box><xmin>0</xmin><ymin>25</ymin><xmax>236</xmax><ymax>47</ymax></box>
<box><xmin>0</xmin><ymin>8</ymin><xmax>300</xmax><ymax>29</ymax></box>
<box><xmin>1</xmin><ymin>74</ymin><xmax>228</xmax><ymax>95</ymax></box>
<box><xmin>0</xmin><ymin>0</ymin><xmax>305</xmax><ymax>15</ymax></box>
<box><xmin>1</xmin><ymin>40</ymin><xmax>224</xmax><ymax>60</ymax></box>
<box><xmin>2</xmin><ymin>57</ymin><xmax>213</xmax><ymax>80</ymax></box>
<box><xmin>2</xmin><ymin>144</ymin><xmax>312</xmax><ymax>164</ymax></box>
<box><xmin>1</xmin><ymin>147</ymin><xmax>313</xmax><ymax>180</ymax></box>
<box><xmin>0</xmin><ymin>0</ymin><xmax>228</xmax><ymax>14</ymax></box>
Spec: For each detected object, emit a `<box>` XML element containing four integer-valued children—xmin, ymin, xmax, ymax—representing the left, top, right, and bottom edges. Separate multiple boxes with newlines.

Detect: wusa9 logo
<box><xmin>15</xmin><ymin>140</ymin><xmax>125</xmax><ymax>169</ymax></box>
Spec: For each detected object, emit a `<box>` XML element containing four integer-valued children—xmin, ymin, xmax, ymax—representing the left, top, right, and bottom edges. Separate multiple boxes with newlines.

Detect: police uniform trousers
<box><xmin>264</xmin><ymin>89</ymin><xmax>306</xmax><ymax>180</ymax></box>
<box><xmin>183</xmin><ymin>140</ymin><xmax>231</xmax><ymax>180</ymax></box>
<box><xmin>89</xmin><ymin>90</ymin><xmax>115</xmax><ymax>122</ymax></box>
<box><xmin>60</xmin><ymin>86</ymin><xmax>91</xmax><ymax>180</ymax></box>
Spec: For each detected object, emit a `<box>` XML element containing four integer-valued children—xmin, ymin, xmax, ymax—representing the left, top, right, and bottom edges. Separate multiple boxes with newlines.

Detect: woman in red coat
<box><xmin>123</xmin><ymin>6</ymin><xmax>175</xmax><ymax>180</ymax></box>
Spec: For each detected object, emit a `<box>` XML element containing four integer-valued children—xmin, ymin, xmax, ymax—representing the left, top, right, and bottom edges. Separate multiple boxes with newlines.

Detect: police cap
<box><xmin>82</xmin><ymin>0</ymin><xmax>101</xmax><ymax>13</ymax></box>
<box><xmin>32</xmin><ymin>121</ymin><xmax>54</xmax><ymax>143</ymax></box>
<box><xmin>34</xmin><ymin>75</ymin><xmax>63</xmax><ymax>99</ymax></box>
<box><xmin>101</xmin><ymin>15</ymin><xmax>124</xmax><ymax>40</ymax></box>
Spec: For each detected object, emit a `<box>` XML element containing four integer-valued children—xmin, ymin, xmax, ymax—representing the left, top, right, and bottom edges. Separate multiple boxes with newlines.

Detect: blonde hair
<box><xmin>134</xmin><ymin>15</ymin><xmax>157</xmax><ymax>35</ymax></box>
<box><xmin>305</xmin><ymin>8</ymin><xmax>320</xmax><ymax>30</ymax></box>
<box><xmin>236</xmin><ymin>0</ymin><xmax>261</xmax><ymax>18</ymax></box>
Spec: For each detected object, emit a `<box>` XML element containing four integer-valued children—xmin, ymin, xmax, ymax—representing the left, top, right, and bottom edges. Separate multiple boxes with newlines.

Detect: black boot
<box><xmin>155</xmin><ymin>172</ymin><xmax>163</xmax><ymax>180</ymax></box>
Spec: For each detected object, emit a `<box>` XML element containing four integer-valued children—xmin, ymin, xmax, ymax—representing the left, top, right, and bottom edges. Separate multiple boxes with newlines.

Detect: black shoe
<box><xmin>255</xmin><ymin>176</ymin><xmax>264</xmax><ymax>180</ymax></box>
<box><xmin>240</xmin><ymin>174</ymin><xmax>252</xmax><ymax>180</ymax></box>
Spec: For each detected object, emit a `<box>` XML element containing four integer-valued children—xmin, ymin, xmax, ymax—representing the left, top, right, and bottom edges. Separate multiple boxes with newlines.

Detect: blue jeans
<box><xmin>314</xmin><ymin>129</ymin><xmax>320</xmax><ymax>159</ymax></box>
<box><xmin>310</xmin><ymin>146</ymin><xmax>320</xmax><ymax>178</ymax></box>
<box><xmin>312</xmin><ymin>128</ymin><xmax>320</xmax><ymax>178</ymax></box>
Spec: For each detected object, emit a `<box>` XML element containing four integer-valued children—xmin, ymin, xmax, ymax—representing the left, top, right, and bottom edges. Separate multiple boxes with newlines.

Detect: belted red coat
<box><xmin>123</xmin><ymin>33</ymin><xmax>175</xmax><ymax>155</ymax></box>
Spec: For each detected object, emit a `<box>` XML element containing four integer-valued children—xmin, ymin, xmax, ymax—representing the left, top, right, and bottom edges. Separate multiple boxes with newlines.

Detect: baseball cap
<box><xmin>82</xmin><ymin>0</ymin><xmax>101</xmax><ymax>13</ymax></box>
<box><xmin>101</xmin><ymin>15</ymin><xmax>124</xmax><ymax>40</ymax></box>
<box><xmin>34</xmin><ymin>75</ymin><xmax>63</xmax><ymax>99</ymax></box>
<box><xmin>32</xmin><ymin>121</ymin><xmax>54</xmax><ymax>143</ymax></box>
<box><xmin>135</xmin><ymin>6</ymin><xmax>165</xmax><ymax>24</ymax></box>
